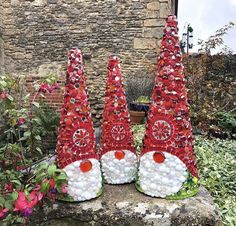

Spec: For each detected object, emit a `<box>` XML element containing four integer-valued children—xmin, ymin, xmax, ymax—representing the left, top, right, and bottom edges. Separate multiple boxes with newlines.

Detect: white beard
<box><xmin>63</xmin><ymin>158</ymin><xmax>102</xmax><ymax>201</ymax></box>
<box><xmin>138</xmin><ymin>151</ymin><xmax>187</xmax><ymax>198</ymax></box>
<box><xmin>101</xmin><ymin>150</ymin><xmax>137</xmax><ymax>184</ymax></box>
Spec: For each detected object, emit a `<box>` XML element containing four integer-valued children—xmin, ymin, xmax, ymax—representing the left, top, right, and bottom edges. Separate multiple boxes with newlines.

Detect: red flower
<box><xmin>38</xmin><ymin>83</ymin><xmax>49</xmax><ymax>93</ymax></box>
<box><xmin>17</xmin><ymin>117</ymin><xmax>26</xmax><ymax>126</ymax></box>
<box><xmin>4</xmin><ymin>183</ymin><xmax>13</xmax><ymax>192</ymax></box>
<box><xmin>0</xmin><ymin>91</ymin><xmax>7</xmax><ymax>101</ymax></box>
<box><xmin>39</xmin><ymin>83</ymin><xmax>59</xmax><ymax>94</ymax></box>
<box><xmin>49</xmin><ymin>179</ymin><xmax>55</xmax><ymax>189</ymax></box>
<box><xmin>0</xmin><ymin>208</ymin><xmax>8</xmax><ymax>219</ymax></box>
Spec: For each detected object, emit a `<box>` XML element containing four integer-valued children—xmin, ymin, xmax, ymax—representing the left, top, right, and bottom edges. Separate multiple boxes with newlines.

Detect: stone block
<box><xmin>160</xmin><ymin>2</ymin><xmax>171</xmax><ymax>18</ymax></box>
<box><xmin>30</xmin><ymin>184</ymin><xmax>222</xmax><ymax>226</ymax></box>
<box><xmin>10</xmin><ymin>0</ymin><xmax>20</xmax><ymax>6</ymax></box>
<box><xmin>144</xmin><ymin>19</ymin><xmax>165</xmax><ymax>27</ymax></box>
<box><xmin>146</xmin><ymin>10</ymin><xmax>159</xmax><ymax>19</ymax></box>
<box><xmin>147</xmin><ymin>1</ymin><xmax>160</xmax><ymax>10</ymax></box>
<box><xmin>133</xmin><ymin>38</ymin><xmax>157</xmax><ymax>49</ymax></box>
<box><xmin>31</xmin><ymin>0</ymin><xmax>47</xmax><ymax>6</ymax></box>
<box><xmin>143</xmin><ymin>27</ymin><xmax>163</xmax><ymax>38</ymax></box>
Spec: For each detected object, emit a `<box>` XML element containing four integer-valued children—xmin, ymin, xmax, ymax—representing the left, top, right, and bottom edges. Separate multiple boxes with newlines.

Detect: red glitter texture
<box><xmin>141</xmin><ymin>15</ymin><xmax>198</xmax><ymax>178</ymax></box>
<box><xmin>56</xmin><ymin>48</ymin><xmax>98</xmax><ymax>169</ymax></box>
<box><xmin>100</xmin><ymin>56</ymin><xmax>136</xmax><ymax>156</ymax></box>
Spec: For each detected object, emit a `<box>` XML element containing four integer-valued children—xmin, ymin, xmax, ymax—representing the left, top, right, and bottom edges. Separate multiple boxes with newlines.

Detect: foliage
<box><xmin>135</xmin><ymin>96</ymin><xmax>151</xmax><ymax>104</ymax></box>
<box><xmin>132</xmin><ymin>125</ymin><xmax>145</xmax><ymax>154</ymax></box>
<box><xmin>0</xmin><ymin>74</ymin><xmax>68</xmax><ymax>225</ymax></box>
<box><xmin>197</xmin><ymin>22</ymin><xmax>234</xmax><ymax>54</ymax></box>
<box><xmin>195</xmin><ymin>137</ymin><xmax>236</xmax><ymax>226</ymax></box>
<box><xmin>214</xmin><ymin>111</ymin><xmax>236</xmax><ymax>135</ymax></box>
<box><xmin>34</xmin><ymin>103</ymin><xmax>60</xmax><ymax>152</ymax></box>
<box><xmin>132</xmin><ymin>125</ymin><xmax>236</xmax><ymax>226</ymax></box>
<box><xmin>184</xmin><ymin>22</ymin><xmax>235</xmax><ymax>133</ymax></box>
<box><xmin>34</xmin><ymin>102</ymin><xmax>60</xmax><ymax>138</ymax></box>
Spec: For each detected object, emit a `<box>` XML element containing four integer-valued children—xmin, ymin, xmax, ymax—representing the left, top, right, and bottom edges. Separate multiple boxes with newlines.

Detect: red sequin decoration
<box><xmin>141</xmin><ymin>15</ymin><xmax>198</xmax><ymax>178</ymax></box>
<box><xmin>56</xmin><ymin>48</ymin><xmax>98</xmax><ymax>169</ymax></box>
<box><xmin>100</xmin><ymin>56</ymin><xmax>136</xmax><ymax>155</ymax></box>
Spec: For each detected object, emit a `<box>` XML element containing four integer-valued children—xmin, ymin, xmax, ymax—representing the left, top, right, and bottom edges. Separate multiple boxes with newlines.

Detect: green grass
<box><xmin>132</xmin><ymin>125</ymin><xmax>236</xmax><ymax>226</ymax></box>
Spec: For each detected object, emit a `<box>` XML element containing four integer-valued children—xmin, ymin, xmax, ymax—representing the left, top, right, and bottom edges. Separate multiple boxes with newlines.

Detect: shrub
<box><xmin>0</xmin><ymin>74</ymin><xmax>68</xmax><ymax>225</ymax></box>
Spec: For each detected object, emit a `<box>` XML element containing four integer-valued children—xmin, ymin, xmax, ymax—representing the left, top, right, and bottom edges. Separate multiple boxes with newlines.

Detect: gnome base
<box><xmin>166</xmin><ymin>174</ymin><xmax>199</xmax><ymax>200</ymax></box>
<box><xmin>63</xmin><ymin>158</ymin><xmax>103</xmax><ymax>201</ymax></box>
<box><xmin>136</xmin><ymin>173</ymin><xmax>199</xmax><ymax>200</ymax></box>
<box><xmin>137</xmin><ymin>151</ymin><xmax>188</xmax><ymax>198</ymax></box>
<box><xmin>57</xmin><ymin>187</ymin><xmax>104</xmax><ymax>202</ymax></box>
<box><xmin>101</xmin><ymin>150</ymin><xmax>137</xmax><ymax>184</ymax></box>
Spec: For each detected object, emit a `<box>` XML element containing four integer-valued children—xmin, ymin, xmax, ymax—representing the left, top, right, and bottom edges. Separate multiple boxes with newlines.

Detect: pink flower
<box><xmin>38</xmin><ymin>83</ymin><xmax>59</xmax><ymax>94</ymax></box>
<box><xmin>51</xmin><ymin>83</ymin><xmax>59</xmax><ymax>90</ymax></box>
<box><xmin>61</xmin><ymin>184</ymin><xmax>68</xmax><ymax>193</ymax></box>
<box><xmin>14</xmin><ymin>192</ymin><xmax>29</xmax><ymax>211</ymax></box>
<box><xmin>17</xmin><ymin>117</ymin><xmax>26</xmax><ymax>126</ymax></box>
<box><xmin>14</xmin><ymin>191</ymin><xmax>43</xmax><ymax>215</ymax></box>
<box><xmin>0</xmin><ymin>91</ymin><xmax>7</xmax><ymax>101</ymax></box>
<box><xmin>38</xmin><ymin>84</ymin><xmax>49</xmax><ymax>93</ymax></box>
<box><xmin>0</xmin><ymin>208</ymin><xmax>8</xmax><ymax>219</ymax></box>
<box><xmin>4</xmin><ymin>183</ymin><xmax>13</xmax><ymax>192</ymax></box>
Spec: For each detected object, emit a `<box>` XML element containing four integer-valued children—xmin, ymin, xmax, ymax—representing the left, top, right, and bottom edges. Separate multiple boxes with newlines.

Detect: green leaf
<box><xmin>34</xmin><ymin>83</ymin><xmax>40</xmax><ymax>90</ymax></box>
<box><xmin>0</xmin><ymin>196</ymin><xmax>5</xmax><ymax>206</ymax></box>
<box><xmin>23</xmin><ymin>93</ymin><xmax>30</xmax><ymax>100</ymax></box>
<box><xmin>48</xmin><ymin>164</ymin><xmax>57</xmax><ymax>177</ymax></box>
<box><xmin>11</xmin><ymin>179</ymin><xmax>22</xmax><ymax>186</ymax></box>
<box><xmin>46</xmin><ymin>78</ymin><xmax>51</xmax><ymax>84</ymax></box>
<box><xmin>36</xmin><ymin>147</ymin><xmax>43</xmax><ymax>154</ymax></box>
<box><xmin>41</xmin><ymin>182</ymin><xmax>50</xmax><ymax>193</ymax></box>
<box><xmin>35</xmin><ymin>135</ymin><xmax>41</xmax><ymax>140</ymax></box>
<box><xmin>35</xmin><ymin>172</ymin><xmax>47</xmax><ymax>182</ymax></box>
<box><xmin>20</xmin><ymin>124</ymin><xmax>28</xmax><ymax>129</ymax></box>
<box><xmin>55</xmin><ymin>174</ymin><xmax>67</xmax><ymax>181</ymax></box>
<box><xmin>7</xmin><ymin>95</ymin><xmax>14</xmax><ymax>101</ymax></box>
<box><xmin>4</xmin><ymin>200</ymin><xmax>13</xmax><ymax>210</ymax></box>
<box><xmin>32</xmin><ymin>101</ymin><xmax>40</xmax><ymax>108</ymax></box>
<box><xmin>0</xmin><ymin>80</ymin><xmax>7</xmax><ymax>87</ymax></box>
<box><xmin>11</xmin><ymin>192</ymin><xmax>19</xmax><ymax>201</ymax></box>
<box><xmin>23</xmin><ymin>131</ymin><xmax>31</xmax><ymax>137</ymax></box>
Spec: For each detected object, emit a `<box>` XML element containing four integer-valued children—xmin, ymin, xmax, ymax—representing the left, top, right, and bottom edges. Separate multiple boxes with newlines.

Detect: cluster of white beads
<box><xmin>63</xmin><ymin>159</ymin><xmax>102</xmax><ymax>201</ymax></box>
<box><xmin>138</xmin><ymin>151</ymin><xmax>187</xmax><ymax>198</ymax></box>
<box><xmin>101</xmin><ymin>150</ymin><xmax>137</xmax><ymax>184</ymax></box>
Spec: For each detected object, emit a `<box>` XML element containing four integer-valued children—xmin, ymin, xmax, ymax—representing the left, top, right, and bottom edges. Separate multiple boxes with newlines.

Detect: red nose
<box><xmin>153</xmin><ymin>151</ymin><xmax>165</xmax><ymax>163</ymax></box>
<box><xmin>80</xmin><ymin>160</ymin><xmax>92</xmax><ymax>172</ymax></box>
<box><xmin>114</xmin><ymin>150</ymin><xmax>125</xmax><ymax>160</ymax></box>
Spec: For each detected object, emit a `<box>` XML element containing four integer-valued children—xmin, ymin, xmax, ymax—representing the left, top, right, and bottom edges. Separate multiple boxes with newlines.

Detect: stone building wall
<box><xmin>0</xmin><ymin>0</ymin><xmax>176</xmax><ymax>125</ymax></box>
<box><xmin>0</xmin><ymin>0</ymin><xmax>4</xmax><ymax>73</ymax></box>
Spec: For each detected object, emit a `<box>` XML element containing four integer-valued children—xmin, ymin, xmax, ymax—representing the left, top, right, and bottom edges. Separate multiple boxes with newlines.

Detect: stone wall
<box><xmin>0</xmin><ymin>0</ymin><xmax>4</xmax><ymax>73</ymax></box>
<box><xmin>0</xmin><ymin>0</ymin><xmax>176</xmax><ymax>125</ymax></box>
<box><xmin>29</xmin><ymin>184</ymin><xmax>222</xmax><ymax>226</ymax></box>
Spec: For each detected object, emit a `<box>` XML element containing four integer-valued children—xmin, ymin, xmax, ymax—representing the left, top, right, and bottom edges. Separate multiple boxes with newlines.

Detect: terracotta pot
<box><xmin>129</xmin><ymin>110</ymin><xmax>146</xmax><ymax>125</ymax></box>
<box><xmin>130</xmin><ymin>102</ymin><xmax>150</xmax><ymax>112</ymax></box>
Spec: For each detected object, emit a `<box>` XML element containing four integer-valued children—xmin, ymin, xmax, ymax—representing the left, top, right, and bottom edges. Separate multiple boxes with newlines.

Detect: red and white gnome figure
<box><xmin>100</xmin><ymin>56</ymin><xmax>137</xmax><ymax>184</ymax></box>
<box><xmin>56</xmin><ymin>48</ymin><xmax>102</xmax><ymax>201</ymax></box>
<box><xmin>136</xmin><ymin>15</ymin><xmax>198</xmax><ymax>198</ymax></box>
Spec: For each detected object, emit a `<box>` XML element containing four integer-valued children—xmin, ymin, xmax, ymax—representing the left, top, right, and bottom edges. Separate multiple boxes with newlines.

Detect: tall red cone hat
<box><xmin>56</xmin><ymin>48</ymin><xmax>102</xmax><ymax>201</ymax></box>
<box><xmin>100</xmin><ymin>55</ymin><xmax>137</xmax><ymax>184</ymax></box>
<box><xmin>136</xmin><ymin>15</ymin><xmax>199</xmax><ymax>199</ymax></box>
